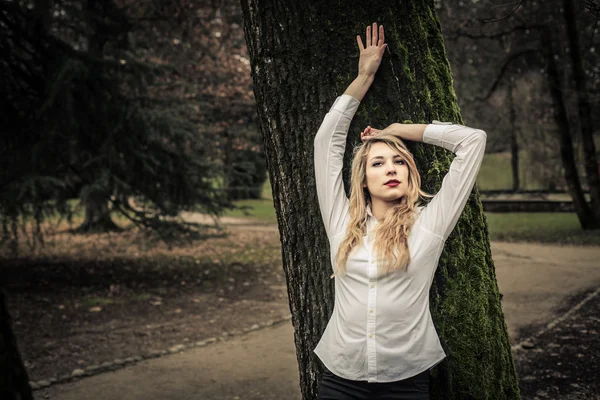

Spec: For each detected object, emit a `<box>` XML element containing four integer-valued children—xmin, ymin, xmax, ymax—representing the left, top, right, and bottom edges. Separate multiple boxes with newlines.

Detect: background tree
<box><xmin>0</xmin><ymin>0</ymin><xmax>262</xmax><ymax>389</ymax></box>
<box><xmin>0</xmin><ymin>291</ymin><xmax>33</xmax><ymax>400</ymax></box>
<box><xmin>439</xmin><ymin>0</ymin><xmax>600</xmax><ymax>228</ymax></box>
<box><xmin>0</xmin><ymin>0</ymin><xmax>259</xmax><ymax>251</ymax></box>
<box><xmin>131</xmin><ymin>0</ymin><xmax>264</xmax><ymax>200</ymax></box>
<box><xmin>242</xmin><ymin>1</ymin><xmax>519</xmax><ymax>399</ymax></box>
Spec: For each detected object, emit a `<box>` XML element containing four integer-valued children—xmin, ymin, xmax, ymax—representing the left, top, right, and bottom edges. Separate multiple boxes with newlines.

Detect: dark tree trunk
<box><xmin>545</xmin><ymin>31</ymin><xmax>599</xmax><ymax>230</ymax></box>
<box><xmin>73</xmin><ymin>1</ymin><xmax>121</xmax><ymax>234</ymax></box>
<box><xmin>563</xmin><ymin>0</ymin><xmax>600</xmax><ymax>225</ymax></box>
<box><xmin>76</xmin><ymin>196</ymin><xmax>121</xmax><ymax>233</ymax></box>
<box><xmin>0</xmin><ymin>291</ymin><xmax>34</xmax><ymax>400</ymax></box>
<box><xmin>241</xmin><ymin>1</ymin><xmax>519</xmax><ymax>399</ymax></box>
<box><xmin>508</xmin><ymin>83</ymin><xmax>520</xmax><ymax>192</ymax></box>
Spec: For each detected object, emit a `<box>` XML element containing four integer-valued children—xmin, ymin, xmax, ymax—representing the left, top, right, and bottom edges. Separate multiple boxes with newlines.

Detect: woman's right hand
<box><xmin>360</xmin><ymin>125</ymin><xmax>384</xmax><ymax>142</ymax></box>
<box><xmin>357</xmin><ymin>22</ymin><xmax>387</xmax><ymax>77</ymax></box>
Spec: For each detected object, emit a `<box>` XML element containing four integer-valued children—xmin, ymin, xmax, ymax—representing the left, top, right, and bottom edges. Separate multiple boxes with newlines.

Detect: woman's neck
<box><xmin>370</xmin><ymin>198</ymin><xmax>400</xmax><ymax>221</ymax></box>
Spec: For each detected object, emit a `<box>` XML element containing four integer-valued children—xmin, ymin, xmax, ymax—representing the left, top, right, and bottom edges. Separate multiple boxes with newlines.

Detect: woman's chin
<box><xmin>372</xmin><ymin>193</ymin><xmax>405</xmax><ymax>203</ymax></box>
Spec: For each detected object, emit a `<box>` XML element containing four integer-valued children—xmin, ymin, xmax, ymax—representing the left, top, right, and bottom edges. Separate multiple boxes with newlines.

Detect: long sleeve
<box><xmin>418</xmin><ymin>121</ymin><xmax>487</xmax><ymax>240</ymax></box>
<box><xmin>314</xmin><ymin>94</ymin><xmax>360</xmax><ymax>238</ymax></box>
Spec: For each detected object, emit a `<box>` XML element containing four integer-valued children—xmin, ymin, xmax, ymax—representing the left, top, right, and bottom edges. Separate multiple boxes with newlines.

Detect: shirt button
<box><xmin>369</xmin><ymin>308</ymin><xmax>374</xmax><ymax>313</ymax></box>
<box><xmin>369</xmin><ymin>333</ymin><xmax>374</xmax><ymax>339</ymax></box>
<box><xmin>370</xmin><ymin>260</ymin><xmax>375</xmax><ymax>264</ymax></box>
<box><xmin>370</xmin><ymin>282</ymin><xmax>375</xmax><ymax>288</ymax></box>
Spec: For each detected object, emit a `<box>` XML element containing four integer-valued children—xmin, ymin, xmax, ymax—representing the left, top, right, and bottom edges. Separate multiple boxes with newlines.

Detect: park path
<box><xmin>40</xmin><ymin>240</ymin><xmax>600</xmax><ymax>400</ymax></box>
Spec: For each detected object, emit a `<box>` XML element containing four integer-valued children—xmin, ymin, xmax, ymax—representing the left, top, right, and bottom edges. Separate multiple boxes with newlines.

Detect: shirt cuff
<box><xmin>329</xmin><ymin>94</ymin><xmax>361</xmax><ymax>118</ymax></box>
<box><xmin>423</xmin><ymin>121</ymin><xmax>452</xmax><ymax>149</ymax></box>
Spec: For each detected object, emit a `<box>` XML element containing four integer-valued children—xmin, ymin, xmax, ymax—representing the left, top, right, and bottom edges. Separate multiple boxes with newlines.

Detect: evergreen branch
<box><xmin>52</xmin><ymin>20</ymin><xmax>89</xmax><ymax>37</ymax></box>
<box><xmin>48</xmin><ymin>34</ymin><xmax>174</xmax><ymax>75</ymax></box>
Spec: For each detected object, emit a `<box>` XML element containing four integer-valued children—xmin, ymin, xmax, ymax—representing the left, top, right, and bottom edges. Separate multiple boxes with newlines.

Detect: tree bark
<box><xmin>0</xmin><ymin>291</ymin><xmax>34</xmax><ymax>400</ymax></box>
<box><xmin>544</xmin><ymin>31</ymin><xmax>599</xmax><ymax>229</ymax></box>
<box><xmin>241</xmin><ymin>1</ymin><xmax>519</xmax><ymax>399</ymax></box>
<box><xmin>77</xmin><ymin>195</ymin><xmax>121</xmax><ymax>233</ymax></box>
<box><xmin>563</xmin><ymin>0</ymin><xmax>600</xmax><ymax>225</ymax></box>
<box><xmin>508</xmin><ymin>83</ymin><xmax>520</xmax><ymax>192</ymax></box>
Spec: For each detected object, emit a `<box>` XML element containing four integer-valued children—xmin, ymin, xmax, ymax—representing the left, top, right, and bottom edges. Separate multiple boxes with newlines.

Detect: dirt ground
<box><xmin>35</xmin><ymin>289</ymin><xmax>600</xmax><ymax>400</ymax></box>
<box><xmin>3</xmin><ymin>223</ymin><xmax>600</xmax><ymax>399</ymax></box>
<box><xmin>2</xmin><ymin>223</ymin><xmax>287</xmax><ymax>382</ymax></box>
<box><xmin>515</xmin><ymin>288</ymin><xmax>600</xmax><ymax>399</ymax></box>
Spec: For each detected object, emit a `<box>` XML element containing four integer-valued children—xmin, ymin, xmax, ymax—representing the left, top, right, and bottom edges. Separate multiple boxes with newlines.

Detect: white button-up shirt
<box><xmin>313</xmin><ymin>94</ymin><xmax>486</xmax><ymax>383</ymax></box>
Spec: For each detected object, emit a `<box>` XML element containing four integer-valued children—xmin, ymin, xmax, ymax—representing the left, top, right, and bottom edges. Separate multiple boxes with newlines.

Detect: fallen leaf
<box><xmin>89</xmin><ymin>307</ymin><xmax>102</xmax><ymax>312</ymax></box>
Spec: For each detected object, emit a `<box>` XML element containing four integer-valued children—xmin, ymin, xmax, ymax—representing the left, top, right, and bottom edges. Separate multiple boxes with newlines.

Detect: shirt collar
<box><xmin>366</xmin><ymin>203</ymin><xmax>374</xmax><ymax>219</ymax></box>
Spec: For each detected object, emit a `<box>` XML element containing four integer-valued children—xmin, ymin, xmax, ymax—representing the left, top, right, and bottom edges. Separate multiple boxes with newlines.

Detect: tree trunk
<box><xmin>544</xmin><ymin>31</ymin><xmax>599</xmax><ymax>230</ymax></box>
<box><xmin>508</xmin><ymin>83</ymin><xmax>520</xmax><ymax>192</ymax></box>
<box><xmin>241</xmin><ymin>1</ymin><xmax>519</xmax><ymax>399</ymax></box>
<box><xmin>563</xmin><ymin>0</ymin><xmax>600</xmax><ymax>223</ymax></box>
<box><xmin>77</xmin><ymin>195</ymin><xmax>121</xmax><ymax>233</ymax></box>
<box><xmin>0</xmin><ymin>291</ymin><xmax>34</xmax><ymax>400</ymax></box>
<box><xmin>563</xmin><ymin>0</ymin><xmax>600</xmax><ymax>225</ymax></box>
<box><xmin>73</xmin><ymin>1</ymin><xmax>121</xmax><ymax>234</ymax></box>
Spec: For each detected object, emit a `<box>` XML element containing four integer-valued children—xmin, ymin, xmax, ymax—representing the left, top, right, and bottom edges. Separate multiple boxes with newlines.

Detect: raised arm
<box><xmin>418</xmin><ymin>122</ymin><xmax>487</xmax><ymax>239</ymax></box>
<box><xmin>360</xmin><ymin>118</ymin><xmax>486</xmax><ymax>239</ymax></box>
<box><xmin>314</xmin><ymin>96</ymin><xmax>357</xmax><ymax>237</ymax></box>
<box><xmin>314</xmin><ymin>23</ymin><xmax>387</xmax><ymax>238</ymax></box>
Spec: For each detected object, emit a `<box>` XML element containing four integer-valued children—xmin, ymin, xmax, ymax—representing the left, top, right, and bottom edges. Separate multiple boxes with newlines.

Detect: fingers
<box><xmin>357</xmin><ymin>35</ymin><xmax>364</xmax><ymax>50</ymax></box>
<box><xmin>378</xmin><ymin>25</ymin><xmax>385</xmax><ymax>47</ymax></box>
<box><xmin>360</xmin><ymin>126</ymin><xmax>373</xmax><ymax>142</ymax></box>
<box><xmin>363</xmin><ymin>23</ymin><xmax>385</xmax><ymax>48</ymax></box>
<box><xmin>372</xmin><ymin>22</ymin><xmax>378</xmax><ymax>46</ymax></box>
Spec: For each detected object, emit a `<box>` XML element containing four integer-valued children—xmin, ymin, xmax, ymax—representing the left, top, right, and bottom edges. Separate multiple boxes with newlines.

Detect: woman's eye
<box><xmin>372</xmin><ymin>162</ymin><xmax>382</xmax><ymax>167</ymax></box>
<box><xmin>395</xmin><ymin>160</ymin><xmax>405</xmax><ymax>165</ymax></box>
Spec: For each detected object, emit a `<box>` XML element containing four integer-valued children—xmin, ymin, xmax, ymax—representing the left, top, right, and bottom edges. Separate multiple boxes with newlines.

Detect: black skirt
<box><xmin>316</xmin><ymin>368</ymin><xmax>430</xmax><ymax>400</ymax></box>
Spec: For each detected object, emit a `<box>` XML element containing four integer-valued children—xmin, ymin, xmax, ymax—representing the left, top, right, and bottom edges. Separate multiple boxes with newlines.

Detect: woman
<box><xmin>313</xmin><ymin>22</ymin><xmax>487</xmax><ymax>400</ymax></box>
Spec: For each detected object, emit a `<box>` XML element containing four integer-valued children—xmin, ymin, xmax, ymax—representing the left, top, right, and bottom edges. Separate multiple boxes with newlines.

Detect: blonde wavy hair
<box><xmin>334</xmin><ymin>133</ymin><xmax>432</xmax><ymax>277</ymax></box>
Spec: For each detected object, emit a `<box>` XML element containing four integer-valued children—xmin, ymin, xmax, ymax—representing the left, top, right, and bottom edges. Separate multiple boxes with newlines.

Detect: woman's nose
<box><xmin>386</xmin><ymin>163</ymin><xmax>397</xmax><ymax>175</ymax></box>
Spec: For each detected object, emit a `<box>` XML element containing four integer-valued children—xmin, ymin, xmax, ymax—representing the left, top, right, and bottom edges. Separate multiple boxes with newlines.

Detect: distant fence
<box><xmin>479</xmin><ymin>190</ymin><xmax>590</xmax><ymax>196</ymax></box>
<box><xmin>479</xmin><ymin>190</ymin><xmax>591</xmax><ymax>213</ymax></box>
<box><xmin>481</xmin><ymin>200</ymin><xmax>588</xmax><ymax>212</ymax></box>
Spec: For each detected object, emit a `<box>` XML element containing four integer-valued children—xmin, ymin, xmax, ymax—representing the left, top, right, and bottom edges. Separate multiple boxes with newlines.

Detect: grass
<box><xmin>224</xmin><ymin>199</ymin><xmax>278</xmax><ymax>224</ymax></box>
<box><xmin>485</xmin><ymin>213</ymin><xmax>600</xmax><ymax>245</ymax></box>
<box><xmin>80</xmin><ymin>296</ymin><xmax>117</xmax><ymax>308</ymax></box>
<box><xmin>79</xmin><ymin>293</ymin><xmax>166</xmax><ymax>309</ymax></box>
<box><xmin>477</xmin><ymin>152</ymin><xmax>547</xmax><ymax>191</ymax></box>
<box><xmin>223</xmin><ymin>180</ymin><xmax>277</xmax><ymax>223</ymax></box>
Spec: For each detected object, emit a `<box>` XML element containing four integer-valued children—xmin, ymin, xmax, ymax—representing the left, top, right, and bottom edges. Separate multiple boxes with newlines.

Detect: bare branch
<box><xmin>482</xmin><ymin>0</ymin><xmax>524</xmax><ymax>22</ymax></box>
<box><xmin>473</xmin><ymin>48</ymin><xmax>542</xmax><ymax>102</ymax></box>
<box><xmin>584</xmin><ymin>0</ymin><xmax>600</xmax><ymax>14</ymax></box>
<box><xmin>584</xmin><ymin>0</ymin><xmax>600</xmax><ymax>41</ymax></box>
<box><xmin>445</xmin><ymin>24</ymin><xmax>546</xmax><ymax>41</ymax></box>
